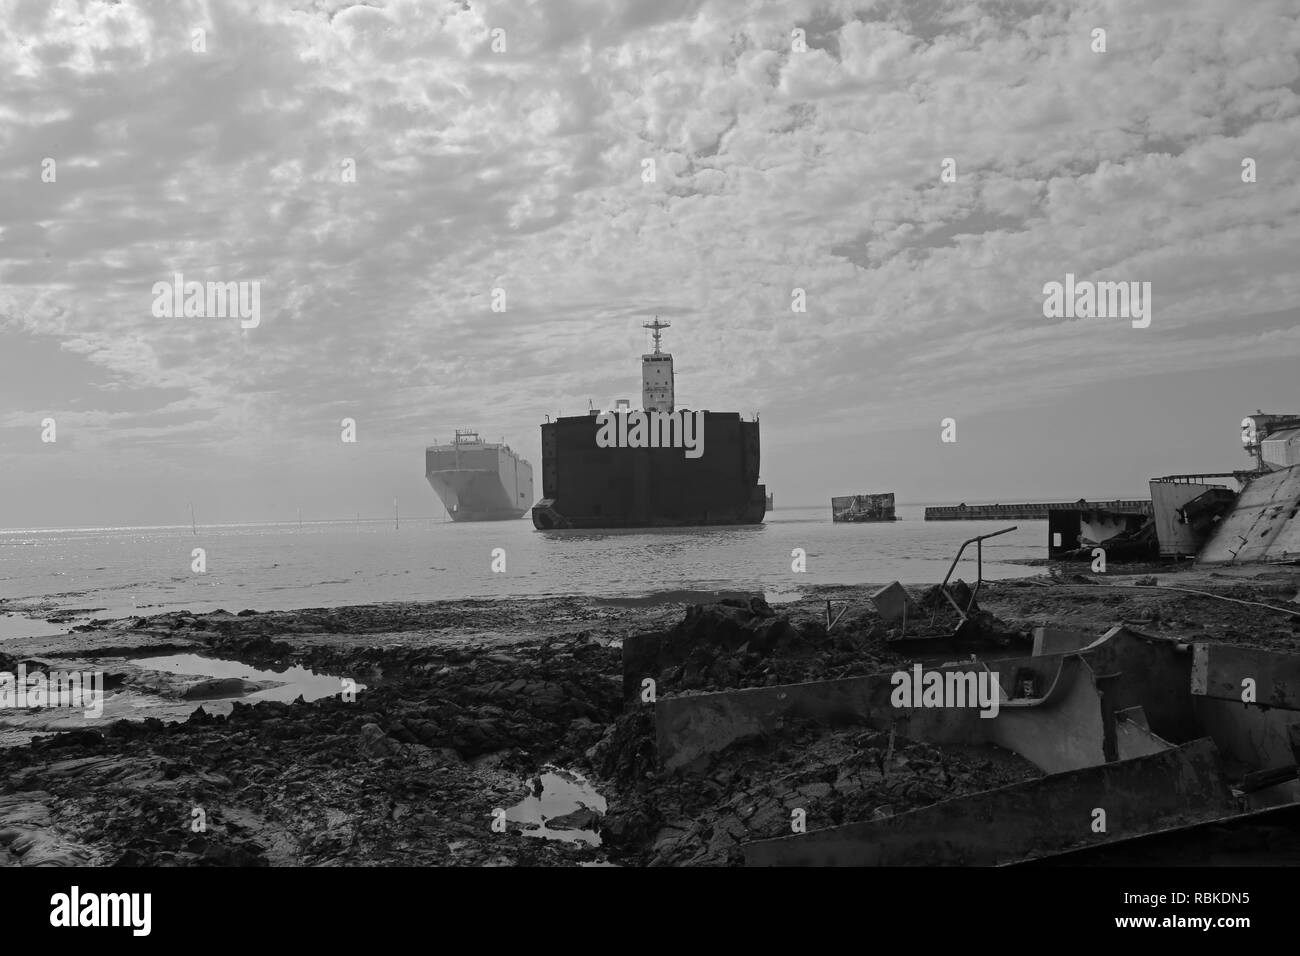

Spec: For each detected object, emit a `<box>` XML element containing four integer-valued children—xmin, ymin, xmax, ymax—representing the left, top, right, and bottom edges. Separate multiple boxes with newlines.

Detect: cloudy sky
<box><xmin>1</xmin><ymin>0</ymin><xmax>1297</xmax><ymax>529</ymax></box>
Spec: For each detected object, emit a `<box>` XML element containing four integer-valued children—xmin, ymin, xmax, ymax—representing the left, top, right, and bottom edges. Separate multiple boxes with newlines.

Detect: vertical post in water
<box><xmin>298</xmin><ymin>507</ymin><xmax>302</xmax><ymax>530</ymax></box>
<box><xmin>190</xmin><ymin>502</ymin><xmax>196</xmax><ymax>535</ymax></box>
<box><xmin>394</xmin><ymin>497</ymin><xmax>399</xmax><ymax>531</ymax></box>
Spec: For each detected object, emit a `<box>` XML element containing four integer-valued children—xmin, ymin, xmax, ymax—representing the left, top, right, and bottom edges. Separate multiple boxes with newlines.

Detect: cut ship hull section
<box><xmin>532</xmin><ymin>411</ymin><xmax>766</xmax><ymax>530</ymax></box>
<box><xmin>531</xmin><ymin>319</ymin><xmax>764</xmax><ymax>530</ymax></box>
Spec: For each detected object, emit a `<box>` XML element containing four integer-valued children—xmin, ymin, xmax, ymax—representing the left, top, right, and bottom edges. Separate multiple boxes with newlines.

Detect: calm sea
<box><xmin>0</xmin><ymin>506</ymin><xmax>1046</xmax><ymax>634</ymax></box>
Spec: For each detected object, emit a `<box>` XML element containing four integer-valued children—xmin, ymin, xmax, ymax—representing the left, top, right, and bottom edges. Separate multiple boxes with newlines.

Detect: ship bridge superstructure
<box><xmin>641</xmin><ymin>318</ymin><xmax>675</xmax><ymax>413</ymax></box>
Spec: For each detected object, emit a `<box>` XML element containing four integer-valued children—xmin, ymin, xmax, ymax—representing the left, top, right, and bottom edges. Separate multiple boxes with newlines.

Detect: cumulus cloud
<box><xmin>0</xmin><ymin>0</ymin><xmax>1297</xmax><ymax>523</ymax></box>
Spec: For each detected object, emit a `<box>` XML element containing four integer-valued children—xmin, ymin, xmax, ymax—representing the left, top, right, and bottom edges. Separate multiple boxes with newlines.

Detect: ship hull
<box><xmin>832</xmin><ymin>493</ymin><xmax>896</xmax><ymax>522</ymax></box>
<box><xmin>426</xmin><ymin>442</ymin><xmax>534</xmax><ymax>521</ymax></box>
<box><xmin>447</xmin><ymin>507</ymin><xmax>528</xmax><ymax>522</ymax></box>
<box><xmin>531</xmin><ymin>412</ymin><xmax>765</xmax><ymax>530</ymax></box>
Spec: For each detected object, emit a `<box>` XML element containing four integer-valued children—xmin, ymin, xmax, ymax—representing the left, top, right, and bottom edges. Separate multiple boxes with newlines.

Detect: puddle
<box><xmin>0</xmin><ymin>654</ymin><xmax>365</xmax><ymax>748</ymax></box>
<box><xmin>129</xmin><ymin>653</ymin><xmax>364</xmax><ymax>704</ymax></box>
<box><xmin>0</xmin><ymin>614</ymin><xmax>76</xmax><ymax>641</ymax></box>
<box><xmin>504</xmin><ymin>765</ymin><xmax>607</xmax><ymax>845</ymax></box>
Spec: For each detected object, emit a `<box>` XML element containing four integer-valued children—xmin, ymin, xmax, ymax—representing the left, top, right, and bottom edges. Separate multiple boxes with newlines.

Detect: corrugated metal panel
<box><xmin>1197</xmin><ymin>466</ymin><xmax>1300</xmax><ymax>564</ymax></box>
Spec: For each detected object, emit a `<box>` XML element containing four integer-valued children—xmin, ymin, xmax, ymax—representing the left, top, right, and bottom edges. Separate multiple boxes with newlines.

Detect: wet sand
<box><xmin>1</xmin><ymin>563</ymin><xmax>1298</xmax><ymax>866</ymax></box>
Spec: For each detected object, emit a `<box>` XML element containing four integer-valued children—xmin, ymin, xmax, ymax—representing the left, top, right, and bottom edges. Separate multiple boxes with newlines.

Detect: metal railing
<box><xmin>935</xmin><ymin>525</ymin><xmax>1017</xmax><ymax>623</ymax></box>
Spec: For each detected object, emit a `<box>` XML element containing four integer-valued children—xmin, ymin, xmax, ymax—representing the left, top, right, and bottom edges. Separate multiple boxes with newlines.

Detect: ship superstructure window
<box><xmin>642</xmin><ymin>354</ymin><xmax>674</xmax><ymax>413</ymax></box>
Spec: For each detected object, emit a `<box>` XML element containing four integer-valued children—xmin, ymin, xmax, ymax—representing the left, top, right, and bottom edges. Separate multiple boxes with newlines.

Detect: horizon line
<box><xmin>0</xmin><ymin>495</ymin><xmax>1154</xmax><ymax>534</ymax></box>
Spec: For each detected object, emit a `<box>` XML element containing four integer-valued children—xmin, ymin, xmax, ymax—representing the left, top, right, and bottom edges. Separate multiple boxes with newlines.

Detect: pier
<box><xmin>924</xmin><ymin>499</ymin><xmax>1152</xmax><ymax>521</ymax></box>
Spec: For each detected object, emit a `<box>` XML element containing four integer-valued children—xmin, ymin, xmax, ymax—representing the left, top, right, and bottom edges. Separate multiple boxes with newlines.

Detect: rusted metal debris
<box><xmin>935</xmin><ymin>526</ymin><xmax>1016</xmax><ymax>623</ymax></box>
<box><xmin>639</xmin><ymin>617</ymin><xmax>1300</xmax><ymax>865</ymax></box>
<box><xmin>743</xmin><ymin>739</ymin><xmax>1235</xmax><ymax>867</ymax></box>
<box><xmin>831</xmin><ymin>493</ymin><xmax>897</xmax><ymax>522</ymax></box>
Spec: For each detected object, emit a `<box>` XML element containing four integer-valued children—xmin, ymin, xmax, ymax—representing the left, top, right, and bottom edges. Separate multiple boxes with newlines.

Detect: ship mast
<box><xmin>643</xmin><ymin>317</ymin><xmax>670</xmax><ymax>353</ymax></box>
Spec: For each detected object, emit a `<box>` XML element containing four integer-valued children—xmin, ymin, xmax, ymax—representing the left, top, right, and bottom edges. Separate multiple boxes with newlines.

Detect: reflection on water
<box><xmin>538</xmin><ymin>522</ymin><xmax>768</xmax><ymax>544</ymax></box>
<box><xmin>0</xmin><ymin>614</ymin><xmax>75</xmax><ymax>641</ymax></box>
<box><xmin>131</xmin><ymin>653</ymin><xmax>364</xmax><ymax>703</ymax></box>
<box><xmin>504</xmin><ymin>766</ymin><xmax>607</xmax><ymax>845</ymax></box>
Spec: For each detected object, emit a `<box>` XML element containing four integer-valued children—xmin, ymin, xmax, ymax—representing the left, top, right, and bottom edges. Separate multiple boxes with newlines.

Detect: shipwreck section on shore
<box><xmin>931</xmin><ymin>411</ymin><xmax>1300</xmax><ymax>567</ymax></box>
<box><xmin>832</xmin><ymin>493</ymin><xmax>896</xmax><ymax>522</ymax></box>
<box><xmin>618</xmin><ymin>580</ymin><xmax>1300</xmax><ymax>867</ymax></box>
<box><xmin>1148</xmin><ymin>474</ymin><xmax>1240</xmax><ymax>558</ymax></box>
<box><xmin>1179</xmin><ymin>413</ymin><xmax>1300</xmax><ymax>565</ymax></box>
<box><xmin>1197</xmin><ymin>465</ymin><xmax>1300</xmax><ymax>565</ymax></box>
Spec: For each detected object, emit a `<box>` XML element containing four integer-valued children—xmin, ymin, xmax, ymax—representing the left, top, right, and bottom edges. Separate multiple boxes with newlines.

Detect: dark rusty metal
<box><xmin>935</xmin><ymin>525</ymin><xmax>1017</xmax><ymax>624</ymax></box>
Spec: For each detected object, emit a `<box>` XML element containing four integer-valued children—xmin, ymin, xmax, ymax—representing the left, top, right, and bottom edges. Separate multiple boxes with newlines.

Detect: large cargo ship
<box><xmin>426</xmin><ymin>430</ymin><xmax>534</xmax><ymax>521</ymax></box>
<box><xmin>531</xmin><ymin>320</ymin><xmax>766</xmax><ymax>530</ymax></box>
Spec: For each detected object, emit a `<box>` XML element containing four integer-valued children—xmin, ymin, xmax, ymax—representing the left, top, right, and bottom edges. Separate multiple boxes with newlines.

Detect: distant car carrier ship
<box><xmin>426</xmin><ymin>430</ymin><xmax>534</xmax><ymax>521</ymax></box>
<box><xmin>531</xmin><ymin>320</ymin><xmax>766</xmax><ymax>529</ymax></box>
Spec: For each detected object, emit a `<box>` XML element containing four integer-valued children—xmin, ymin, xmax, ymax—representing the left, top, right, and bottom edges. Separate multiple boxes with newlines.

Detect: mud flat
<box><xmin>1</xmin><ymin>565</ymin><xmax>1298</xmax><ymax>867</ymax></box>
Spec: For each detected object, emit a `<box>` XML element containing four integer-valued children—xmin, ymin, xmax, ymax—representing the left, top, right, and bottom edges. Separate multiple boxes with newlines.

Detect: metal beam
<box><xmin>742</xmin><ymin>739</ymin><xmax>1235</xmax><ymax>866</ymax></box>
<box><xmin>1191</xmin><ymin>643</ymin><xmax>1300</xmax><ymax>710</ymax></box>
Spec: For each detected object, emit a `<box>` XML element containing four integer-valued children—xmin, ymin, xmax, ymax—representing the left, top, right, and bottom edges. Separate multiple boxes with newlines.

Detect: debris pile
<box><xmin>4</xmin><ymin>571</ymin><xmax>1300</xmax><ymax>867</ymax></box>
<box><xmin>613</xmin><ymin>577</ymin><xmax>1300</xmax><ymax>866</ymax></box>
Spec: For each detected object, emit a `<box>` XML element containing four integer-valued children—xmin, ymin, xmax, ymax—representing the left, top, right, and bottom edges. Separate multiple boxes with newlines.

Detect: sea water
<box><xmin>0</xmin><ymin>505</ymin><xmax>1045</xmax><ymax>631</ymax></box>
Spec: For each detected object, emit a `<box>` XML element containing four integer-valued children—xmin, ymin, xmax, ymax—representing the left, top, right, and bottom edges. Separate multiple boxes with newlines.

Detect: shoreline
<box><xmin>1</xmin><ymin>561</ymin><xmax>1298</xmax><ymax>866</ymax></box>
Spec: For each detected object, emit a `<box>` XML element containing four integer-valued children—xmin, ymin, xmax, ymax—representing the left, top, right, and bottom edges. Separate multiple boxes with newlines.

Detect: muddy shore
<box><xmin>2</xmin><ymin>564</ymin><xmax>1298</xmax><ymax>867</ymax></box>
